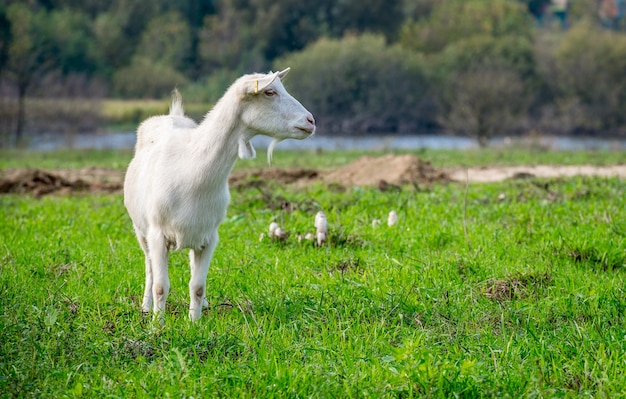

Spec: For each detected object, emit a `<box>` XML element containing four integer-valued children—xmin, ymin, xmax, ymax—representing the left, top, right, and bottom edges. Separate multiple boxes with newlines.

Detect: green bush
<box><xmin>275</xmin><ymin>35</ymin><xmax>433</xmax><ymax>133</ymax></box>
<box><xmin>431</xmin><ymin>35</ymin><xmax>537</xmax><ymax>144</ymax></box>
<box><xmin>552</xmin><ymin>22</ymin><xmax>626</xmax><ymax>132</ymax></box>
<box><xmin>112</xmin><ymin>57</ymin><xmax>188</xmax><ymax>98</ymax></box>
<box><xmin>400</xmin><ymin>0</ymin><xmax>533</xmax><ymax>54</ymax></box>
<box><xmin>181</xmin><ymin>69</ymin><xmax>242</xmax><ymax>104</ymax></box>
<box><xmin>433</xmin><ymin>34</ymin><xmax>536</xmax><ymax>81</ymax></box>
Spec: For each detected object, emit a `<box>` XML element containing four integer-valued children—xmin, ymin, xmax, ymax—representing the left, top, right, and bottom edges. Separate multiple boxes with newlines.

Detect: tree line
<box><xmin>1</xmin><ymin>0</ymin><xmax>625</xmax><ymax>145</ymax></box>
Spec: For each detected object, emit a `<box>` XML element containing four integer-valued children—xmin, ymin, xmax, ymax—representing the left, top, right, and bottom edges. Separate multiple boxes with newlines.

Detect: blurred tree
<box><xmin>328</xmin><ymin>0</ymin><xmax>404</xmax><ymax>39</ymax></box>
<box><xmin>179</xmin><ymin>0</ymin><xmax>217</xmax><ymax>28</ymax></box>
<box><xmin>276</xmin><ymin>35</ymin><xmax>433</xmax><ymax>133</ymax></box>
<box><xmin>400</xmin><ymin>0</ymin><xmax>536</xmax><ymax>144</ymax></box>
<box><xmin>41</xmin><ymin>8</ymin><xmax>99</xmax><ymax>74</ymax></box>
<box><xmin>252</xmin><ymin>0</ymin><xmax>324</xmax><ymax>60</ymax></box>
<box><xmin>37</xmin><ymin>0</ymin><xmax>110</xmax><ymax>17</ymax></box>
<box><xmin>433</xmin><ymin>34</ymin><xmax>536</xmax><ymax>81</ymax></box>
<box><xmin>433</xmin><ymin>35</ymin><xmax>536</xmax><ymax>144</ymax></box>
<box><xmin>438</xmin><ymin>65</ymin><xmax>529</xmax><ymax>146</ymax></box>
<box><xmin>112</xmin><ymin>56</ymin><xmax>188</xmax><ymax>98</ymax></box>
<box><xmin>135</xmin><ymin>11</ymin><xmax>192</xmax><ymax>71</ymax></box>
<box><xmin>400</xmin><ymin>0</ymin><xmax>533</xmax><ymax>53</ymax></box>
<box><xmin>537</xmin><ymin>21</ymin><xmax>626</xmax><ymax>133</ymax></box>
<box><xmin>403</xmin><ymin>0</ymin><xmax>438</xmax><ymax>20</ymax></box>
<box><xmin>93</xmin><ymin>0</ymin><xmax>164</xmax><ymax>73</ymax></box>
<box><xmin>5</xmin><ymin>3</ymin><xmax>52</xmax><ymax>142</ymax></box>
<box><xmin>0</xmin><ymin>6</ymin><xmax>9</xmax><ymax>77</ymax></box>
<box><xmin>91</xmin><ymin>10</ymin><xmax>136</xmax><ymax>76</ymax></box>
<box><xmin>110</xmin><ymin>9</ymin><xmax>192</xmax><ymax>97</ymax></box>
<box><xmin>197</xmin><ymin>0</ymin><xmax>261</xmax><ymax>74</ymax></box>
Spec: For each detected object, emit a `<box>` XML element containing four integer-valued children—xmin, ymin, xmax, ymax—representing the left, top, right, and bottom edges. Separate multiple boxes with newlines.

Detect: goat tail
<box><xmin>134</xmin><ymin>89</ymin><xmax>188</xmax><ymax>151</ymax></box>
<box><xmin>169</xmin><ymin>88</ymin><xmax>184</xmax><ymax>117</ymax></box>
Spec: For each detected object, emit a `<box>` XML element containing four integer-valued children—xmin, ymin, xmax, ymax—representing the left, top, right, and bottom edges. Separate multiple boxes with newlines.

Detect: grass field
<box><xmin>2</xmin><ymin>146</ymin><xmax>626</xmax><ymax>171</ymax></box>
<box><xmin>1</xmin><ymin>149</ymin><xmax>626</xmax><ymax>397</ymax></box>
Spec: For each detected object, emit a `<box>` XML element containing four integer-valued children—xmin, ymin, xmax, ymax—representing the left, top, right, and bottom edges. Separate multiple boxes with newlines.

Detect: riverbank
<box><xmin>22</xmin><ymin>131</ymin><xmax>626</xmax><ymax>152</ymax></box>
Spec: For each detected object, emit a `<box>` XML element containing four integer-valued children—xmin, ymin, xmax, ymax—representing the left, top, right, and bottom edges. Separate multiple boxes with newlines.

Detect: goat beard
<box><xmin>267</xmin><ymin>138</ymin><xmax>283</xmax><ymax>165</ymax></box>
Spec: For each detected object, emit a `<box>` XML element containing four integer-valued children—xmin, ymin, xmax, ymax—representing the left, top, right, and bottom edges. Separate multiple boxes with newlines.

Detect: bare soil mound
<box><xmin>229</xmin><ymin>155</ymin><xmax>448</xmax><ymax>190</ymax></box>
<box><xmin>322</xmin><ymin>154</ymin><xmax>449</xmax><ymax>188</ymax></box>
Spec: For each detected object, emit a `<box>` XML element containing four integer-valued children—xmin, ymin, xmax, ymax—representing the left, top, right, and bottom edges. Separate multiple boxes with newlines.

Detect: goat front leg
<box><xmin>146</xmin><ymin>229</ymin><xmax>169</xmax><ymax>321</ymax></box>
<box><xmin>189</xmin><ymin>230</ymin><xmax>218</xmax><ymax>321</ymax></box>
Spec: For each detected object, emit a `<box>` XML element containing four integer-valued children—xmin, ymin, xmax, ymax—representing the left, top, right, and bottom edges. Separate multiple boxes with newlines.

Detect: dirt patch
<box><xmin>322</xmin><ymin>154</ymin><xmax>449</xmax><ymax>187</ymax></box>
<box><xmin>0</xmin><ymin>167</ymin><xmax>123</xmax><ymax>197</ymax></box>
<box><xmin>2</xmin><ymin>155</ymin><xmax>625</xmax><ymax>196</ymax></box>
<box><xmin>230</xmin><ymin>154</ymin><xmax>448</xmax><ymax>189</ymax></box>
<box><xmin>483</xmin><ymin>272</ymin><xmax>553</xmax><ymax>302</ymax></box>
<box><xmin>446</xmin><ymin>164</ymin><xmax>626</xmax><ymax>183</ymax></box>
<box><xmin>229</xmin><ymin>168</ymin><xmax>319</xmax><ymax>189</ymax></box>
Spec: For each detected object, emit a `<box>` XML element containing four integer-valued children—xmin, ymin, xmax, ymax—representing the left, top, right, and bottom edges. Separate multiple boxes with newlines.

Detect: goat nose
<box><xmin>307</xmin><ymin>115</ymin><xmax>315</xmax><ymax>126</ymax></box>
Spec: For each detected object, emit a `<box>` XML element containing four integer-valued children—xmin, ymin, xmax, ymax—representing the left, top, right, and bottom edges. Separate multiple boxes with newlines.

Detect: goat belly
<box><xmin>159</xmin><ymin>202</ymin><xmax>227</xmax><ymax>251</ymax></box>
<box><xmin>161</xmin><ymin>224</ymin><xmax>216</xmax><ymax>251</ymax></box>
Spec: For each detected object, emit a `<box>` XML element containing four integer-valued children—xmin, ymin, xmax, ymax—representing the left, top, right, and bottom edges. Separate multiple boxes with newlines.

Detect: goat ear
<box><xmin>249</xmin><ymin>72</ymin><xmax>279</xmax><ymax>95</ymax></box>
<box><xmin>238</xmin><ymin>138</ymin><xmax>256</xmax><ymax>159</ymax></box>
<box><xmin>277</xmin><ymin>67</ymin><xmax>290</xmax><ymax>80</ymax></box>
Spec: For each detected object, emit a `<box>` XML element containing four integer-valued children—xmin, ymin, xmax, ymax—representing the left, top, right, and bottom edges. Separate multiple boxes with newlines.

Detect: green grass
<box><xmin>0</xmin><ymin>148</ymin><xmax>133</xmax><ymax>170</ymax></box>
<box><xmin>1</xmin><ymin>150</ymin><xmax>626</xmax><ymax>397</ymax></box>
<box><xmin>1</xmin><ymin>146</ymin><xmax>624</xmax><ymax>171</ymax></box>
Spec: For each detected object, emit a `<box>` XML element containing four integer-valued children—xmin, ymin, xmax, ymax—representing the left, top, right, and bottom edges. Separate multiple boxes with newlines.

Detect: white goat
<box><xmin>124</xmin><ymin>68</ymin><xmax>315</xmax><ymax>321</ymax></box>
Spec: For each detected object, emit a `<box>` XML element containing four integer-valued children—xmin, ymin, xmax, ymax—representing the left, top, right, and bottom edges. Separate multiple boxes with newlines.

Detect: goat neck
<box><xmin>189</xmin><ymin>87</ymin><xmax>249</xmax><ymax>185</ymax></box>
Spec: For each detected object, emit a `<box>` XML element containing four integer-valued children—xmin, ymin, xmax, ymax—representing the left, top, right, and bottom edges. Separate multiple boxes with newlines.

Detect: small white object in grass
<box><xmin>304</xmin><ymin>232</ymin><xmax>314</xmax><ymax>241</ymax></box>
<box><xmin>315</xmin><ymin>211</ymin><xmax>328</xmax><ymax>233</ymax></box>
<box><xmin>269</xmin><ymin>222</ymin><xmax>279</xmax><ymax>236</ymax></box>
<box><xmin>387</xmin><ymin>210</ymin><xmax>398</xmax><ymax>226</ymax></box>
<box><xmin>259</xmin><ymin>233</ymin><xmax>266</xmax><ymax>241</ymax></box>
<box><xmin>316</xmin><ymin>231</ymin><xmax>327</xmax><ymax>247</ymax></box>
<box><xmin>372</xmin><ymin>219</ymin><xmax>381</xmax><ymax>228</ymax></box>
<box><xmin>498</xmin><ymin>193</ymin><xmax>506</xmax><ymax>201</ymax></box>
<box><xmin>272</xmin><ymin>227</ymin><xmax>289</xmax><ymax>241</ymax></box>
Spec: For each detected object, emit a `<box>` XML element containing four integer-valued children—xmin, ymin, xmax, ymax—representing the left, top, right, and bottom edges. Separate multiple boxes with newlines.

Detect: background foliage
<box><xmin>1</xmin><ymin>0</ymin><xmax>625</xmax><ymax>143</ymax></box>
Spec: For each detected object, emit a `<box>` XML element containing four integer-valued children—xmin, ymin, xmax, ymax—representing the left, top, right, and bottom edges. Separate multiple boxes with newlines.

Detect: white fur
<box><xmin>123</xmin><ymin>68</ymin><xmax>315</xmax><ymax>321</ymax></box>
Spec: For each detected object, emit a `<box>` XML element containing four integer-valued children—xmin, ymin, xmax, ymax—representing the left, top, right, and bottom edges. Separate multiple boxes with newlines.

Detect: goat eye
<box><xmin>264</xmin><ymin>89</ymin><xmax>277</xmax><ymax>97</ymax></box>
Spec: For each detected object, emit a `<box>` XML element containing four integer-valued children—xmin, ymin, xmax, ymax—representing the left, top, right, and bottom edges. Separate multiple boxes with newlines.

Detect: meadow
<box><xmin>1</xmin><ymin>148</ymin><xmax>626</xmax><ymax>397</ymax></box>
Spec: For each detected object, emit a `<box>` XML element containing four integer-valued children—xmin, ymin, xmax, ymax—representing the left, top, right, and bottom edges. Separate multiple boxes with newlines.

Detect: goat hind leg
<box><xmin>136</xmin><ymin>233</ymin><xmax>153</xmax><ymax>313</ymax></box>
<box><xmin>146</xmin><ymin>229</ymin><xmax>170</xmax><ymax>319</ymax></box>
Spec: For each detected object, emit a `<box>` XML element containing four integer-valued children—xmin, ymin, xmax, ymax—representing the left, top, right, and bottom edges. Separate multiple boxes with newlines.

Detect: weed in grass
<box><xmin>483</xmin><ymin>271</ymin><xmax>553</xmax><ymax>302</ymax></box>
<box><xmin>566</xmin><ymin>246</ymin><xmax>626</xmax><ymax>271</ymax></box>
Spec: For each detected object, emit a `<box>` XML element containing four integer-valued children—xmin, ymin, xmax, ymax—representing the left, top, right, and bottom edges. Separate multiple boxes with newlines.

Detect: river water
<box><xmin>28</xmin><ymin>131</ymin><xmax>626</xmax><ymax>151</ymax></box>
